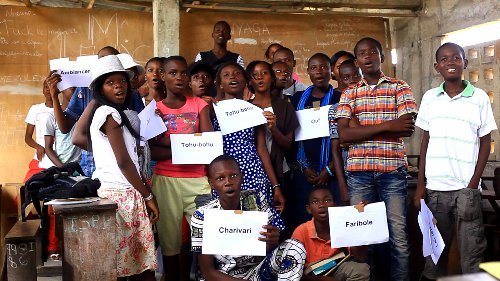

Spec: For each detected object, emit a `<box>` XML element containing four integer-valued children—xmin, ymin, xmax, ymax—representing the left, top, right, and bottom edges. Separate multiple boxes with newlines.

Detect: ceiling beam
<box><xmin>182</xmin><ymin>0</ymin><xmax>422</xmax><ymax>11</ymax></box>
<box><xmin>181</xmin><ymin>3</ymin><xmax>418</xmax><ymax>17</ymax></box>
<box><xmin>105</xmin><ymin>0</ymin><xmax>152</xmax><ymax>7</ymax></box>
<box><xmin>0</xmin><ymin>0</ymin><xmax>24</xmax><ymax>5</ymax></box>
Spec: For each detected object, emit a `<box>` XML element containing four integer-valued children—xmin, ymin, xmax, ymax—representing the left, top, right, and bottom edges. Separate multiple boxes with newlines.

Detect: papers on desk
<box><xmin>418</xmin><ymin>199</ymin><xmax>445</xmax><ymax>264</ymax></box>
<box><xmin>45</xmin><ymin>197</ymin><xmax>100</xmax><ymax>205</ymax></box>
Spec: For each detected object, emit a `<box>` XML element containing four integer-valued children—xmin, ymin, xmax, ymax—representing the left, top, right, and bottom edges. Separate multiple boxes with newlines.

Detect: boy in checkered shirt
<box><xmin>336</xmin><ymin>37</ymin><xmax>417</xmax><ymax>281</ymax></box>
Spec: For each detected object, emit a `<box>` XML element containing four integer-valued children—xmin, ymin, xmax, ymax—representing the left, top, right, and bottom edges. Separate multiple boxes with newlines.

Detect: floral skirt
<box><xmin>98</xmin><ymin>187</ymin><xmax>157</xmax><ymax>277</ymax></box>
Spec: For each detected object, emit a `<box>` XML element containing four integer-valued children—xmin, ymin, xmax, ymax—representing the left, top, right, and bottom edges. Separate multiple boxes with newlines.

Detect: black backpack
<box><xmin>22</xmin><ymin>162</ymin><xmax>101</xmax><ymax>221</ymax></box>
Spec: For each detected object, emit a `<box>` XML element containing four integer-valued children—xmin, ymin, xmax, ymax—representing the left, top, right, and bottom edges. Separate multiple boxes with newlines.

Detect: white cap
<box><xmin>89</xmin><ymin>55</ymin><xmax>134</xmax><ymax>88</ymax></box>
<box><xmin>117</xmin><ymin>53</ymin><xmax>145</xmax><ymax>75</ymax></box>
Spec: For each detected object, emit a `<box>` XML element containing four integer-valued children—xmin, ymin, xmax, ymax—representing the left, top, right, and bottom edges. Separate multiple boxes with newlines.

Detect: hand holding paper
<box><xmin>202</xmin><ymin>210</ymin><xmax>268</xmax><ymax>256</ymax></box>
<box><xmin>295</xmin><ymin>105</ymin><xmax>332</xmax><ymax>141</ymax></box>
<box><xmin>138</xmin><ymin>99</ymin><xmax>167</xmax><ymax>143</ymax></box>
<box><xmin>329</xmin><ymin>202</ymin><xmax>389</xmax><ymax>248</ymax></box>
<box><xmin>418</xmin><ymin>199</ymin><xmax>445</xmax><ymax>264</ymax></box>
<box><xmin>213</xmin><ymin>99</ymin><xmax>267</xmax><ymax>135</ymax></box>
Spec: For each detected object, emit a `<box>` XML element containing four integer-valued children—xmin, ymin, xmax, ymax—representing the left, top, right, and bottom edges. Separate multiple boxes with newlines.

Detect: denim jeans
<box><xmin>346</xmin><ymin>166</ymin><xmax>410</xmax><ymax>281</ymax></box>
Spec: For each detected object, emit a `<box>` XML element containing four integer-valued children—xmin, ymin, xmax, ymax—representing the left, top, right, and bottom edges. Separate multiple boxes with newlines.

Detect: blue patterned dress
<box><xmin>212</xmin><ymin>117</ymin><xmax>284</xmax><ymax>230</ymax></box>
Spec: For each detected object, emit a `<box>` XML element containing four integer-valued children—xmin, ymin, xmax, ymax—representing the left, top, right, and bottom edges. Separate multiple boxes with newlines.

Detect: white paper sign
<box><xmin>51</xmin><ymin>55</ymin><xmax>98</xmax><ymax>90</ymax></box>
<box><xmin>213</xmin><ymin>99</ymin><xmax>267</xmax><ymax>135</ymax></box>
<box><xmin>294</xmin><ymin>105</ymin><xmax>332</xmax><ymax>141</ymax></box>
<box><xmin>49</xmin><ymin>58</ymin><xmax>70</xmax><ymax>71</ymax></box>
<box><xmin>202</xmin><ymin>209</ymin><xmax>267</xmax><ymax>256</ymax></box>
<box><xmin>170</xmin><ymin>132</ymin><xmax>223</xmax><ymax>164</ymax></box>
<box><xmin>329</xmin><ymin>202</ymin><xmax>389</xmax><ymax>248</ymax></box>
<box><xmin>138</xmin><ymin>99</ymin><xmax>167</xmax><ymax>143</ymax></box>
<box><xmin>418</xmin><ymin>199</ymin><xmax>445</xmax><ymax>264</ymax></box>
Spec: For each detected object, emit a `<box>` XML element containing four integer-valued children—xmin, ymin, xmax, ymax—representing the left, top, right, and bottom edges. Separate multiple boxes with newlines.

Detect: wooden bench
<box><xmin>5</xmin><ymin>219</ymin><xmax>41</xmax><ymax>281</ymax></box>
<box><xmin>53</xmin><ymin>199</ymin><xmax>117</xmax><ymax>281</ymax></box>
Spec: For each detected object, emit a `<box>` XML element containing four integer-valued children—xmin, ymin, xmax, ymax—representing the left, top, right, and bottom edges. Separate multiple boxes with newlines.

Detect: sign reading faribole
<box><xmin>202</xmin><ymin>209</ymin><xmax>267</xmax><ymax>256</ymax></box>
<box><xmin>170</xmin><ymin>132</ymin><xmax>223</xmax><ymax>164</ymax></box>
<box><xmin>213</xmin><ymin>99</ymin><xmax>267</xmax><ymax>135</ymax></box>
<box><xmin>328</xmin><ymin>202</ymin><xmax>389</xmax><ymax>248</ymax></box>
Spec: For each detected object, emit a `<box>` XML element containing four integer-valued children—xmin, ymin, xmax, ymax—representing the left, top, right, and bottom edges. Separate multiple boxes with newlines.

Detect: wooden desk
<box><xmin>53</xmin><ymin>199</ymin><xmax>117</xmax><ymax>281</ymax></box>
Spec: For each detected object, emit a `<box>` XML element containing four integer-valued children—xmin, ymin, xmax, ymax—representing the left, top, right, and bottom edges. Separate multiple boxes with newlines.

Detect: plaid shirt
<box><xmin>336</xmin><ymin>74</ymin><xmax>417</xmax><ymax>172</ymax></box>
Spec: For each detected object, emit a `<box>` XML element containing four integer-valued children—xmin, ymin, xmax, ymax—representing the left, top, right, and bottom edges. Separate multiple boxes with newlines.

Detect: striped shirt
<box><xmin>336</xmin><ymin>74</ymin><xmax>417</xmax><ymax>172</ymax></box>
<box><xmin>415</xmin><ymin>81</ymin><xmax>497</xmax><ymax>191</ymax></box>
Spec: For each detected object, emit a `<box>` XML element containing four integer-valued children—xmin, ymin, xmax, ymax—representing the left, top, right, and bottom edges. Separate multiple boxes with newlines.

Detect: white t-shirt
<box><xmin>415</xmin><ymin>81</ymin><xmax>497</xmax><ymax>191</ymax></box>
<box><xmin>25</xmin><ymin>103</ymin><xmax>54</xmax><ymax>168</ymax></box>
<box><xmin>44</xmin><ymin>112</ymin><xmax>81</xmax><ymax>164</ymax></box>
<box><xmin>90</xmin><ymin>105</ymin><xmax>139</xmax><ymax>189</ymax></box>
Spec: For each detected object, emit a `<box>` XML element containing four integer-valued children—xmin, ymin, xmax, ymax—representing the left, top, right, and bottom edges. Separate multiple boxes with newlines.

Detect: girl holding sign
<box><xmin>86</xmin><ymin>55</ymin><xmax>159</xmax><ymax>280</ymax></box>
<box><xmin>211</xmin><ymin>61</ymin><xmax>286</xmax><ymax>231</ymax></box>
<box><xmin>149</xmin><ymin>56</ymin><xmax>213</xmax><ymax>281</ymax></box>
<box><xmin>246</xmin><ymin>60</ymin><xmax>300</xmax><ymax>238</ymax></box>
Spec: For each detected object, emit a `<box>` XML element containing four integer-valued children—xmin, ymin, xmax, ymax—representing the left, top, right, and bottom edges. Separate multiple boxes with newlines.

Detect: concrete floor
<box><xmin>36</xmin><ymin>260</ymin><xmax>162</xmax><ymax>281</ymax></box>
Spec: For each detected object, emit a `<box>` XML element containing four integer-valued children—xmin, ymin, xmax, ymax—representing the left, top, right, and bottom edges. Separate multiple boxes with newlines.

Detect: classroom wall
<box><xmin>179</xmin><ymin>11</ymin><xmax>393</xmax><ymax>83</ymax></box>
<box><xmin>391</xmin><ymin>0</ymin><xmax>500</xmax><ymax>164</ymax></box>
<box><xmin>0</xmin><ymin>6</ymin><xmax>153</xmax><ymax>184</ymax></box>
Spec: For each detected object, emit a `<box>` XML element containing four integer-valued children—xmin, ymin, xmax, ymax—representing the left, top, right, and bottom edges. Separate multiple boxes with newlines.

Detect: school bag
<box><xmin>21</xmin><ymin>162</ymin><xmax>101</xmax><ymax>222</ymax></box>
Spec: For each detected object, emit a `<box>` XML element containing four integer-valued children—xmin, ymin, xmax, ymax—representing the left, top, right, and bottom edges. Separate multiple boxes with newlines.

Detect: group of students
<box><xmin>22</xmin><ymin>19</ymin><xmax>496</xmax><ymax>281</ymax></box>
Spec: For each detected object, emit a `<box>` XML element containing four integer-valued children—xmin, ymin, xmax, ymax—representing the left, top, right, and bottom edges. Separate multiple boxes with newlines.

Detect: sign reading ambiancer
<box><xmin>49</xmin><ymin>55</ymin><xmax>98</xmax><ymax>90</ymax></box>
<box><xmin>213</xmin><ymin>99</ymin><xmax>268</xmax><ymax>135</ymax></box>
<box><xmin>328</xmin><ymin>202</ymin><xmax>389</xmax><ymax>248</ymax></box>
<box><xmin>202</xmin><ymin>209</ymin><xmax>267</xmax><ymax>256</ymax></box>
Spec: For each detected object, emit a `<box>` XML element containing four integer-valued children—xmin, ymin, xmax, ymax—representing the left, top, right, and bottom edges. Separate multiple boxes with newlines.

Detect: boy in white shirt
<box><xmin>24</xmin><ymin>80</ymin><xmax>54</xmax><ymax>182</ymax></box>
<box><xmin>414</xmin><ymin>42</ymin><xmax>497</xmax><ymax>280</ymax></box>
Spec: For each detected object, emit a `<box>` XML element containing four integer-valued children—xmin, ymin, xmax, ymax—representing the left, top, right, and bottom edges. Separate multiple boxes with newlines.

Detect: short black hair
<box><xmin>354</xmin><ymin>37</ymin><xmax>383</xmax><ymax>56</ymax></box>
<box><xmin>274</xmin><ymin>47</ymin><xmax>295</xmax><ymax>60</ymax></box>
<box><xmin>97</xmin><ymin>46</ymin><xmax>119</xmax><ymax>57</ymax></box>
<box><xmin>307</xmin><ymin>185</ymin><xmax>333</xmax><ymax>204</ymax></box>
<box><xmin>330</xmin><ymin>51</ymin><xmax>355</xmax><ymax>67</ymax></box>
<box><xmin>435</xmin><ymin>42</ymin><xmax>465</xmax><ymax>62</ymax></box>
<box><xmin>215</xmin><ymin>61</ymin><xmax>249</xmax><ymax>84</ymax></box>
<box><xmin>272</xmin><ymin>60</ymin><xmax>292</xmax><ymax>71</ymax></box>
<box><xmin>338</xmin><ymin>59</ymin><xmax>358</xmax><ymax>74</ymax></box>
<box><xmin>187</xmin><ymin>62</ymin><xmax>215</xmax><ymax>79</ymax></box>
<box><xmin>265</xmin><ymin>43</ymin><xmax>283</xmax><ymax>59</ymax></box>
<box><xmin>146</xmin><ymin>57</ymin><xmax>164</xmax><ymax>68</ymax></box>
<box><xmin>208</xmin><ymin>155</ymin><xmax>240</xmax><ymax>177</ymax></box>
<box><xmin>245</xmin><ymin>60</ymin><xmax>276</xmax><ymax>94</ymax></box>
<box><xmin>308</xmin><ymin>53</ymin><xmax>331</xmax><ymax>66</ymax></box>
<box><xmin>214</xmin><ymin>21</ymin><xmax>231</xmax><ymax>32</ymax></box>
<box><xmin>163</xmin><ymin>55</ymin><xmax>187</xmax><ymax>66</ymax></box>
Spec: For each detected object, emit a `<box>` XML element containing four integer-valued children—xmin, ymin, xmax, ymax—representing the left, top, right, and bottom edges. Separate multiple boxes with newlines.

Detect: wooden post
<box><xmin>5</xmin><ymin>219</ymin><xmax>41</xmax><ymax>281</ymax></box>
<box><xmin>53</xmin><ymin>199</ymin><xmax>117</xmax><ymax>281</ymax></box>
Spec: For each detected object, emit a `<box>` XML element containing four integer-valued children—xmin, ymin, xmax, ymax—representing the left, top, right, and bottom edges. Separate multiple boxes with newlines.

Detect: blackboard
<box><xmin>0</xmin><ymin>6</ymin><xmax>153</xmax><ymax>183</ymax></box>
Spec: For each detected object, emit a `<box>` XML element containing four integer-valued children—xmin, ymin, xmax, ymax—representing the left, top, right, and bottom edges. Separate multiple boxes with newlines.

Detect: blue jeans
<box><xmin>346</xmin><ymin>166</ymin><xmax>410</xmax><ymax>281</ymax></box>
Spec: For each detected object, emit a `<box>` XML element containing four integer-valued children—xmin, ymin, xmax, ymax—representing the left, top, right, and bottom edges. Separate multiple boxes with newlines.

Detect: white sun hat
<box><xmin>117</xmin><ymin>53</ymin><xmax>145</xmax><ymax>75</ymax></box>
<box><xmin>89</xmin><ymin>55</ymin><xmax>134</xmax><ymax>88</ymax></box>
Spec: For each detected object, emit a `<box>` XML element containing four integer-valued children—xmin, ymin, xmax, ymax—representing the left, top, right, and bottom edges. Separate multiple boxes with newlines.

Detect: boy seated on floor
<box><xmin>292</xmin><ymin>185</ymin><xmax>370</xmax><ymax>281</ymax></box>
<box><xmin>191</xmin><ymin>155</ymin><xmax>306</xmax><ymax>281</ymax></box>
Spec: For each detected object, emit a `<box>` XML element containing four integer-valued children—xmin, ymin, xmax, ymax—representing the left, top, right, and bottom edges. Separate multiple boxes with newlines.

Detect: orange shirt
<box><xmin>291</xmin><ymin>219</ymin><xmax>339</xmax><ymax>266</ymax></box>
